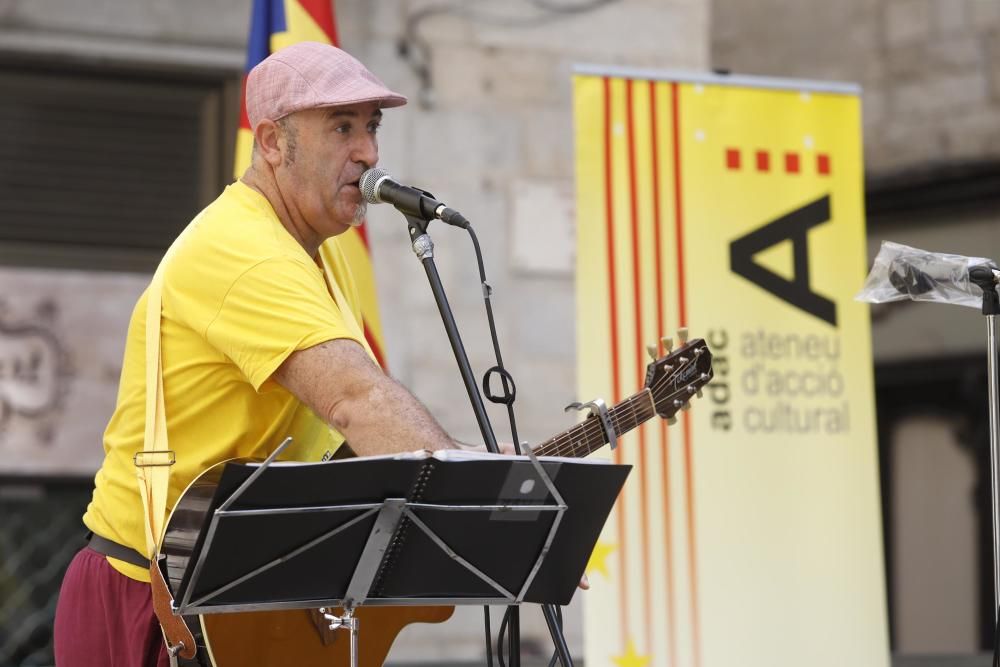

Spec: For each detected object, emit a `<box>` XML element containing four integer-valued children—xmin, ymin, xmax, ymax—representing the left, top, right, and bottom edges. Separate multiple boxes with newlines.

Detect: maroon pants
<box><xmin>54</xmin><ymin>547</ymin><xmax>169</xmax><ymax>667</ymax></box>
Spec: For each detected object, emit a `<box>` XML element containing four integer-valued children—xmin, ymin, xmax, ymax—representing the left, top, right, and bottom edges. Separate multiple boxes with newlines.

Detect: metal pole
<box><xmin>972</xmin><ymin>264</ymin><xmax>1000</xmax><ymax>625</ymax></box>
<box><xmin>409</xmin><ymin>227</ymin><xmax>499</xmax><ymax>453</ymax></box>
<box><xmin>987</xmin><ymin>314</ymin><xmax>1000</xmax><ymax>619</ymax></box>
<box><xmin>349</xmin><ymin>609</ymin><xmax>358</xmax><ymax>667</ymax></box>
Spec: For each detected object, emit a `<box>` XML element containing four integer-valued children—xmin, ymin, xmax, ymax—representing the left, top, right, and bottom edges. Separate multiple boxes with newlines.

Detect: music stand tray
<box><xmin>161</xmin><ymin>446</ymin><xmax>630</xmax><ymax>666</ymax></box>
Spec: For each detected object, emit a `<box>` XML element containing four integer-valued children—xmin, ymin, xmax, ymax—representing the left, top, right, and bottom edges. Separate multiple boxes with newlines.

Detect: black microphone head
<box><xmin>359</xmin><ymin>167</ymin><xmax>391</xmax><ymax>204</ymax></box>
<box><xmin>888</xmin><ymin>256</ymin><xmax>936</xmax><ymax>296</ymax></box>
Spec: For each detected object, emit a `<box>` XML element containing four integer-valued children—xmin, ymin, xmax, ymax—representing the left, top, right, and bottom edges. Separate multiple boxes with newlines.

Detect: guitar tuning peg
<box><xmin>661</xmin><ymin>336</ymin><xmax>673</xmax><ymax>352</ymax></box>
<box><xmin>677</xmin><ymin>327</ymin><xmax>689</xmax><ymax>344</ymax></box>
<box><xmin>667</xmin><ymin>416</ymin><xmax>678</xmax><ymax>426</ymax></box>
<box><xmin>646</xmin><ymin>343</ymin><xmax>658</xmax><ymax>360</ymax></box>
<box><xmin>696</xmin><ymin>389</ymin><xmax>703</xmax><ymax>399</ymax></box>
<box><xmin>680</xmin><ymin>402</ymin><xmax>691</xmax><ymax>412</ymax></box>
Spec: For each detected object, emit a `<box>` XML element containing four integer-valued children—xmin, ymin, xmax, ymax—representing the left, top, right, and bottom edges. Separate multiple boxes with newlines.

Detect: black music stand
<box><xmin>162</xmin><ymin>443</ymin><xmax>630</xmax><ymax>667</ymax></box>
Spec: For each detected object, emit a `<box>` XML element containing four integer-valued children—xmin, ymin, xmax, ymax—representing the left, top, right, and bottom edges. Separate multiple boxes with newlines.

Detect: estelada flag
<box><xmin>234</xmin><ymin>0</ymin><xmax>388</xmax><ymax>368</ymax></box>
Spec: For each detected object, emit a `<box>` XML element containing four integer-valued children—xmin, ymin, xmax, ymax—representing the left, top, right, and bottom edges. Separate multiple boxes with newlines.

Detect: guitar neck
<box><xmin>532</xmin><ymin>389</ymin><xmax>656</xmax><ymax>459</ymax></box>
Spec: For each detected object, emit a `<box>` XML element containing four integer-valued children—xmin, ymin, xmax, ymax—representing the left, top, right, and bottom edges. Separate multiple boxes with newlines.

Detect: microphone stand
<box><xmin>969</xmin><ymin>266</ymin><xmax>1000</xmax><ymax>662</ymax></box>
<box><xmin>400</xmin><ymin>212</ymin><xmax>574</xmax><ymax>667</ymax></box>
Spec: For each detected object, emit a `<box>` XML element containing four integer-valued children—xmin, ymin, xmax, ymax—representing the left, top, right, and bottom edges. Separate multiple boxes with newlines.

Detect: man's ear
<box><xmin>254</xmin><ymin>119</ymin><xmax>283</xmax><ymax>168</ymax></box>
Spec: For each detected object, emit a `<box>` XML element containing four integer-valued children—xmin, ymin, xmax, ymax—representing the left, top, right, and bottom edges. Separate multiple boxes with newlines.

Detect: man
<box><xmin>54</xmin><ymin>41</ymin><xmax>461</xmax><ymax>666</ymax></box>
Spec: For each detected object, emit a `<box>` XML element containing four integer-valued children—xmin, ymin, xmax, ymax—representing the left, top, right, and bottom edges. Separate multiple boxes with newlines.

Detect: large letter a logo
<box><xmin>730</xmin><ymin>195</ymin><xmax>837</xmax><ymax>326</ymax></box>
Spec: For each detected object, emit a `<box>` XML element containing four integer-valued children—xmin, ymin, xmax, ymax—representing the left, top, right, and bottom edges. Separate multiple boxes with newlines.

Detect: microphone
<box><xmin>359</xmin><ymin>168</ymin><xmax>469</xmax><ymax>229</ymax></box>
<box><xmin>888</xmin><ymin>255</ymin><xmax>936</xmax><ymax>296</ymax></box>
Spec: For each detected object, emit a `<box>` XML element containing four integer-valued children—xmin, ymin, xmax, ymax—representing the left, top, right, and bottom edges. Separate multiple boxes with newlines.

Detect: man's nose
<box><xmin>354</xmin><ymin>135</ymin><xmax>379</xmax><ymax>168</ymax></box>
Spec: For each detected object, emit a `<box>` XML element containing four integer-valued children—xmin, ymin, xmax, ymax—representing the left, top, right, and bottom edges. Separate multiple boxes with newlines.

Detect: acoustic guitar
<box><xmin>160</xmin><ymin>335</ymin><xmax>713</xmax><ymax>666</ymax></box>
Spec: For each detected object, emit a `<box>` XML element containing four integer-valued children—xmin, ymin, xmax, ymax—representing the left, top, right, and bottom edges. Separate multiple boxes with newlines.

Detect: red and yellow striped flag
<box><xmin>234</xmin><ymin>0</ymin><xmax>388</xmax><ymax>367</ymax></box>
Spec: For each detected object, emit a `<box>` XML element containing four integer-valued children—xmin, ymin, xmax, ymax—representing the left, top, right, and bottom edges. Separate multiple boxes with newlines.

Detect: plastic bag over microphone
<box><xmin>855</xmin><ymin>240</ymin><xmax>996</xmax><ymax>309</ymax></box>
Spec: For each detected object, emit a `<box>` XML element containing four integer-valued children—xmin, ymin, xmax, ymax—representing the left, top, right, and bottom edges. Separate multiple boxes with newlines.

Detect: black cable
<box><xmin>993</xmin><ymin>603</ymin><xmax>999</xmax><ymax>667</ymax></box>
<box><xmin>466</xmin><ymin>225</ymin><xmax>521</xmax><ymax>453</ymax></box>
<box><xmin>485</xmin><ymin>606</ymin><xmax>495</xmax><ymax>667</ymax></box>
<box><xmin>497</xmin><ymin>607</ymin><xmax>511</xmax><ymax>667</ymax></box>
<box><xmin>547</xmin><ymin>605</ymin><xmax>564</xmax><ymax>667</ymax></box>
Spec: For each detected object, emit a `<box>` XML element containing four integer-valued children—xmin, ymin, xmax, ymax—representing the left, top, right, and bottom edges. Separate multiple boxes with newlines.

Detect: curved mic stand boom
<box><xmin>396</xmin><ymin>207</ymin><xmax>574</xmax><ymax>667</ymax></box>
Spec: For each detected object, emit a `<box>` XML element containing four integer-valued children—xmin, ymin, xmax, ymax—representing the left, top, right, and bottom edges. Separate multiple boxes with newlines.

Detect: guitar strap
<box><xmin>135</xmin><ymin>259</ymin><xmax>196</xmax><ymax>662</ymax></box>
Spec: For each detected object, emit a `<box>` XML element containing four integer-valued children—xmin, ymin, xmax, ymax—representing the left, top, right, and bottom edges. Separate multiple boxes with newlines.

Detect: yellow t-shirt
<box><xmin>83</xmin><ymin>181</ymin><xmax>366</xmax><ymax>582</ymax></box>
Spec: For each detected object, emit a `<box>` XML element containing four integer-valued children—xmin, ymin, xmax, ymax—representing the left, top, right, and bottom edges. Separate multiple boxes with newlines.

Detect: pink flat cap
<box><xmin>246</xmin><ymin>41</ymin><xmax>407</xmax><ymax>131</ymax></box>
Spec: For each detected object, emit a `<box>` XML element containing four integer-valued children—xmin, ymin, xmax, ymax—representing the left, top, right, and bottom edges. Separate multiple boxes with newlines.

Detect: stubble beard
<box><xmin>350</xmin><ymin>201</ymin><xmax>367</xmax><ymax>228</ymax></box>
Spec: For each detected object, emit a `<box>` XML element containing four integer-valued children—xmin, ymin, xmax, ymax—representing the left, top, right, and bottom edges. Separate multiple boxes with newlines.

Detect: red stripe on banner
<box><xmin>671</xmin><ymin>81</ymin><xmax>700</xmax><ymax>667</ymax></box>
<box><xmin>626</xmin><ymin>79</ymin><xmax>653</xmax><ymax>654</ymax></box>
<box><xmin>650</xmin><ymin>80</ymin><xmax>678</xmax><ymax>667</ymax></box>
<box><xmin>603</xmin><ymin>76</ymin><xmax>630</xmax><ymax>648</ymax></box>
<box><xmin>298</xmin><ymin>0</ymin><xmax>340</xmax><ymax>43</ymax></box>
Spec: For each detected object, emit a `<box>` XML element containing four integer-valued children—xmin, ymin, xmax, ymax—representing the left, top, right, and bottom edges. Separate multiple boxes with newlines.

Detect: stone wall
<box><xmin>711</xmin><ymin>0</ymin><xmax>1000</xmax><ymax>175</ymax></box>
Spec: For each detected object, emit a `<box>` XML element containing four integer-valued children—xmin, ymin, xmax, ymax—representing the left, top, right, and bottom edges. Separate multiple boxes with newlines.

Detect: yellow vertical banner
<box><xmin>574</xmin><ymin>70</ymin><xmax>888</xmax><ymax>667</ymax></box>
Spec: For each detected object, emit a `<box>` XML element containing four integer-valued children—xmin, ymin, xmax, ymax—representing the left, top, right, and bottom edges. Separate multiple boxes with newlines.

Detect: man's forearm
<box><xmin>327</xmin><ymin>373</ymin><xmax>456</xmax><ymax>456</ymax></box>
<box><xmin>274</xmin><ymin>338</ymin><xmax>455</xmax><ymax>457</ymax></box>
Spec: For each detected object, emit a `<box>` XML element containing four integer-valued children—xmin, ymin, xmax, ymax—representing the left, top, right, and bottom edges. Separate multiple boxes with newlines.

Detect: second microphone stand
<box><xmin>401</xmin><ymin>212</ymin><xmax>574</xmax><ymax>667</ymax></box>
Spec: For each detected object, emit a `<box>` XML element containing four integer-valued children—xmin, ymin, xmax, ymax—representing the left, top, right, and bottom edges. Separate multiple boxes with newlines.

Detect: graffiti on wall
<box><xmin>0</xmin><ymin>298</ymin><xmax>74</xmax><ymax>444</ymax></box>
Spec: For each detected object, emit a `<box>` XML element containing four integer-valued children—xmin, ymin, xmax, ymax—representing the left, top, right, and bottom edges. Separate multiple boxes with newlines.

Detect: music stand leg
<box><xmin>319</xmin><ymin>606</ymin><xmax>359</xmax><ymax>667</ymax></box>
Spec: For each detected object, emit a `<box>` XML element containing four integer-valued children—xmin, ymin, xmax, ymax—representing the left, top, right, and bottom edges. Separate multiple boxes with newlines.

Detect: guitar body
<box><xmin>161</xmin><ymin>459</ymin><xmax>453</xmax><ymax>667</ymax></box>
<box><xmin>198</xmin><ymin>606</ymin><xmax>453</xmax><ymax>666</ymax></box>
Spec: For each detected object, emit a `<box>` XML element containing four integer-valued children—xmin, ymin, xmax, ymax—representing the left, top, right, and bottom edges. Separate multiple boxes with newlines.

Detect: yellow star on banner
<box><xmin>586</xmin><ymin>541</ymin><xmax>617</xmax><ymax>579</ymax></box>
<box><xmin>613</xmin><ymin>640</ymin><xmax>651</xmax><ymax>667</ymax></box>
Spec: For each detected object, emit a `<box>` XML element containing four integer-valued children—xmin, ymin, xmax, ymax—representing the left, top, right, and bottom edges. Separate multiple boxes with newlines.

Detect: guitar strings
<box><xmin>533</xmin><ymin>349</ymin><xmax>706</xmax><ymax>458</ymax></box>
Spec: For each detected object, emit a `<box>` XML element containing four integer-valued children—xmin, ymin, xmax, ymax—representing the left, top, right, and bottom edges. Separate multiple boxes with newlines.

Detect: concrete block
<box><xmin>480</xmin><ymin>47</ymin><xmax>562</xmax><ymax>109</ymax></box>
<box><xmin>886</xmin><ymin>36</ymin><xmax>984</xmax><ymax>79</ymax></box>
<box><xmin>986</xmin><ymin>30</ymin><xmax>1000</xmax><ymax>101</ymax></box>
<box><xmin>885</xmin><ymin>0</ymin><xmax>934</xmax><ymax>46</ymax></box>
<box><xmin>363</xmin><ymin>0</ymin><xmax>409</xmax><ymax>40</ymax></box>
<box><xmin>8</xmin><ymin>0</ymin><xmax>247</xmax><ymax>47</ymax></box>
<box><xmin>890</xmin><ymin>71</ymin><xmax>989</xmax><ymax>118</ymax></box>
<box><xmin>403</xmin><ymin>108</ymin><xmax>523</xmax><ymax>188</ymax></box>
<box><xmin>969</xmin><ymin>0</ymin><xmax>1000</xmax><ymax>29</ymax></box>
<box><xmin>507</xmin><ymin>275</ymin><xmax>576</xmax><ymax>364</ymax></box>
<box><xmin>509</xmin><ymin>178</ymin><xmax>575</xmax><ymax>277</ymax></box>
<box><xmin>866</xmin><ymin>118</ymin><xmax>947</xmax><ymax>172</ymax></box>
<box><xmin>428</xmin><ymin>42</ymin><xmax>489</xmax><ymax>109</ymax></box>
<box><xmin>934</xmin><ymin>0</ymin><xmax>969</xmax><ymax>34</ymax></box>
<box><xmin>520</xmin><ymin>108</ymin><xmax>575</xmax><ymax>179</ymax></box>
<box><xmin>940</xmin><ymin>109</ymin><xmax>1000</xmax><ymax>159</ymax></box>
<box><xmin>469</xmin><ymin>2</ymin><xmax>710</xmax><ymax>68</ymax></box>
<box><xmin>862</xmin><ymin>88</ymin><xmax>889</xmax><ymax>130</ymax></box>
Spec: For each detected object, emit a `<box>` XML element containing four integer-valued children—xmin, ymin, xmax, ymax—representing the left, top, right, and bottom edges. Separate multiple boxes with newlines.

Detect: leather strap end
<box><xmin>150</xmin><ymin>559</ymin><xmax>196</xmax><ymax>660</ymax></box>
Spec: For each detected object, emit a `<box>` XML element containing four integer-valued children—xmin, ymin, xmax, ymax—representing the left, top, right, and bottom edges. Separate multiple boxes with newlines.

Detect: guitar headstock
<box><xmin>643</xmin><ymin>331</ymin><xmax>713</xmax><ymax>421</ymax></box>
